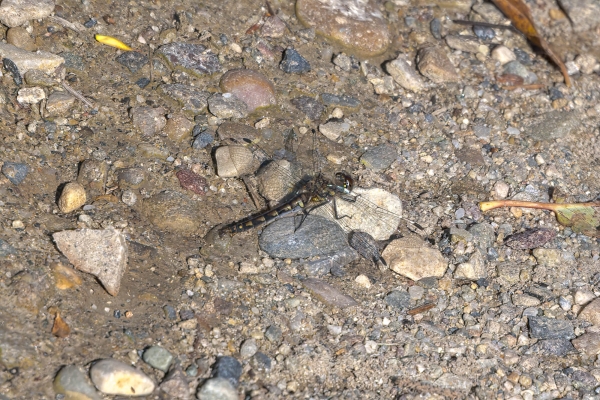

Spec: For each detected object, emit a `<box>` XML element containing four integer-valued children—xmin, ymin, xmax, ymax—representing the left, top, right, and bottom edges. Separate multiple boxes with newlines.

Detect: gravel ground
<box><xmin>1</xmin><ymin>0</ymin><xmax>600</xmax><ymax>399</ymax></box>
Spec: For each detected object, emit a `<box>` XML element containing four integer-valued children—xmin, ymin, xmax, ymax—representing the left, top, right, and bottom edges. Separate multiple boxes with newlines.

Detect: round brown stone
<box><xmin>219</xmin><ymin>69</ymin><xmax>276</xmax><ymax>112</ymax></box>
<box><xmin>296</xmin><ymin>0</ymin><xmax>391</xmax><ymax>57</ymax></box>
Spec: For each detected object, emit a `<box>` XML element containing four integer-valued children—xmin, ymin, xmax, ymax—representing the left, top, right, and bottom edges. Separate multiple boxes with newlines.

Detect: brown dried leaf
<box><xmin>52</xmin><ymin>312</ymin><xmax>71</xmax><ymax>338</ymax></box>
<box><xmin>490</xmin><ymin>0</ymin><xmax>570</xmax><ymax>86</ymax></box>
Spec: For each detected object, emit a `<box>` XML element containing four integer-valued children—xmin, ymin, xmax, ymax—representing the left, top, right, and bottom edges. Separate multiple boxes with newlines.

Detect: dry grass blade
<box><xmin>490</xmin><ymin>0</ymin><xmax>571</xmax><ymax>87</ymax></box>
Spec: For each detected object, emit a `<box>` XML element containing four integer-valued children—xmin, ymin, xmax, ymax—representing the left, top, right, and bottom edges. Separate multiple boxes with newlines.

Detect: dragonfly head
<box><xmin>334</xmin><ymin>172</ymin><xmax>354</xmax><ymax>192</ymax></box>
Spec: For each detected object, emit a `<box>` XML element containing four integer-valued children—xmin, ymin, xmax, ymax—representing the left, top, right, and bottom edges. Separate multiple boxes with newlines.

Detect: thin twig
<box><xmin>452</xmin><ymin>19</ymin><xmax>521</xmax><ymax>35</ymax></box>
<box><xmin>48</xmin><ymin>15</ymin><xmax>85</xmax><ymax>33</ymax></box>
<box><xmin>61</xmin><ymin>81</ymin><xmax>94</xmax><ymax>108</ymax></box>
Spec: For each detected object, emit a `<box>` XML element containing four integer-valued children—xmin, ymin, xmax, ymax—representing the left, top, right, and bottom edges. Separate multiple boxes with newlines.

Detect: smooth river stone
<box><xmin>296</xmin><ymin>0</ymin><xmax>391</xmax><ymax>57</ymax></box>
<box><xmin>90</xmin><ymin>359</ymin><xmax>155</xmax><ymax>396</ymax></box>
<box><xmin>220</xmin><ymin>69</ymin><xmax>276</xmax><ymax>112</ymax></box>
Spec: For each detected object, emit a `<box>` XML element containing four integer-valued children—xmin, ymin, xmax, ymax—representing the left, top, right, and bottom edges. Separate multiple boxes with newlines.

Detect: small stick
<box><xmin>503</xmin><ymin>84</ymin><xmax>545</xmax><ymax>91</ymax></box>
<box><xmin>451</xmin><ymin>19</ymin><xmax>520</xmax><ymax>34</ymax></box>
<box><xmin>407</xmin><ymin>302</ymin><xmax>436</xmax><ymax>315</ymax></box>
<box><xmin>61</xmin><ymin>81</ymin><xmax>94</xmax><ymax>108</ymax></box>
<box><xmin>480</xmin><ymin>200</ymin><xmax>600</xmax><ymax>212</ymax></box>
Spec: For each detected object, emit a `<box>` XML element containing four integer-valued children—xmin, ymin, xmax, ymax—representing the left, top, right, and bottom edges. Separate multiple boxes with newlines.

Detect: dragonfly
<box><xmin>209</xmin><ymin>131</ymin><xmax>413</xmax><ymax>265</ymax></box>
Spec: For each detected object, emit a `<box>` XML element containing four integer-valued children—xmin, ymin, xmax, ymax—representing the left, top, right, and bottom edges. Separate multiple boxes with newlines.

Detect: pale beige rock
<box><xmin>58</xmin><ymin>182</ymin><xmax>87</xmax><ymax>213</ymax></box>
<box><xmin>0</xmin><ymin>43</ymin><xmax>64</xmax><ymax>76</ymax></box>
<box><xmin>385</xmin><ymin>55</ymin><xmax>424</xmax><ymax>92</ymax></box>
<box><xmin>580</xmin><ymin>298</ymin><xmax>600</xmax><ymax>326</ymax></box>
<box><xmin>17</xmin><ymin>87</ymin><xmax>45</xmax><ymax>104</ymax></box>
<box><xmin>90</xmin><ymin>359</ymin><xmax>155</xmax><ymax>396</ymax></box>
<box><xmin>382</xmin><ymin>235</ymin><xmax>448</xmax><ymax>281</ymax></box>
<box><xmin>491</xmin><ymin>45</ymin><xmax>516</xmax><ymax>65</ymax></box>
<box><xmin>355</xmin><ymin>274</ymin><xmax>372</xmax><ymax>289</ymax></box>
<box><xmin>46</xmin><ymin>91</ymin><xmax>75</xmax><ymax>115</ymax></box>
<box><xmin>164</xmin><ymin>113</ymin><xmax>195</xmax><ymax>142</ymax></box>
<box><xmin>53</xmin><ymin>229</ymin><xmax>128</xmax><ymax>296</ymax></box>
<box><xmin>575</xmin><ymin>289</ymin><xmax>596</xmax><ymax>306</ymax></box>
<box><xmin>512</xmin><ymin>293</ymin><xmax>541</xmax><ymax>307</ymax></box>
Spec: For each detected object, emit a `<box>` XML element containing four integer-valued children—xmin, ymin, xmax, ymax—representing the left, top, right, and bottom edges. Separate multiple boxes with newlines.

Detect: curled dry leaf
<box><xmin>490</xmin><ymin>0</ymin><xmax>571</xmax><ymax>87</ymax></box>
<box><xmin>480</xmin><ymin>200</ymin><xmax>600</xmax><ymax>237</ymax></box>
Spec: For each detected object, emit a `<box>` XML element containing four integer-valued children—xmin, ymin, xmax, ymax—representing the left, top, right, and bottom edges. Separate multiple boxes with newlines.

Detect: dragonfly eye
<box><xmin>335</xmin><ymin>172</ymin><xmax>354</xmax><ymax>191</ymax></box>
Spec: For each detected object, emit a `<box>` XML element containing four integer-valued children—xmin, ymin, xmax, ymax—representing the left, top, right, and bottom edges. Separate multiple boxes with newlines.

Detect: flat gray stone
<box><xmin>0</xmin><ymin>43</ymin><xmax>64</xmax><ymax>76</ymax></box>
<box><xmin>522</xmin><ymin>110</ymin><xmax>583</xmax><ymax>140</ymax></box>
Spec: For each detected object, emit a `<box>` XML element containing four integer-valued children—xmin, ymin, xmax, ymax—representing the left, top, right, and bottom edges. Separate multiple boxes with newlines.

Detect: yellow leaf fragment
<box><xmin>95</xmin><ymin>34</ymin><xmax>132</xmax><ymax>51</ymax></box>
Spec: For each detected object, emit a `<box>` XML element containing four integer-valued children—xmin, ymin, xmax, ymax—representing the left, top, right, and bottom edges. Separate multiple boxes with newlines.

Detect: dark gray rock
<box><xmin>192</xmin><ymin>130</ymin><xmax>214</xmax><ymax>149</ymax></box>
<box><xmin>61</xmin><ymin>52</ymin><xmax>85</xmax><ymax>71</ymax></box>
<box><xmin>116</xmin><ymin>51</ymin><xmax>148</xmax><ymax>73</ymax></box>
<box><xmin>385</xmin><ymin>290</ymin><xmax>411</xmax><ymax>310</ymax></box>
<box><xmin>212</xmin><ymin>356</ymin><xmax>242</xmax><ymax>387</ymax></box>
<box><xmin>528</xmin><ymin>316</ymin><xmax>575</xmax><ymax>340</ymax></box>
<box><xmin>505</xmin><ymin>228</ymin><xmax>556</xmax><ymax>249</ymax></box>
<box><xmin>530</xmin><ymin>339</ymin><xmax>575</xmax><ymax>357</ymax></box>
<box><xmin>2</xmin><ymin>162</ymin><xmax>28</xmax><ymax>185</ymax></box>
<box><xmin>280</xmin><ymin>48</ymin><xmax>310</xmax><ymax>74</ymax></box>
<box><xmin>259</xmin><ymin>215</ymin><xmax>350</xmax><ymax>259</ymax></box>
<box><xmin>473</xmin><ymin>25</ymin><xmax>495</xmax><ymax>40</ymax></box>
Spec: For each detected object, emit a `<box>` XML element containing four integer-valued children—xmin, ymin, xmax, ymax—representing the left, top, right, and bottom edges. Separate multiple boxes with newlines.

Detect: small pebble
<box><xmin>265</xmin><ymin>325</ymin><xmax>282</xmax><ymax>343</ymax></box>
<box><xmin>385</xmin><ymin>290</ymin><xmax>410</xmax><ymax>310</ymax></box>
<box><xmin>58</xmin><ymin>182</ymin><xmax>87</xmax><ymax>213</ymax></box>
<box><xmin>280</xmin><ymin>48</ymin><xmax>311</xmax><ymax>74</ymax></box>
<box><xmin>196</xmin><ymin>377</ymin><xmax>237</xmax><ymax>400</ymax></box>
<box><xmin>319</xmin><ymin>120</ymin><xmax>350</xmax><ymax>141</ymax></box>
<box><xmin>54</xmin><ymin>365</ymin><xmax>101</xmax><ymax>400</ymax></box>
<box><xmin>355</xmin><ymin>274</ymin><xmax>372</xmax><ymax>288</ymax></box>
<box><xmin>142</xmin><ymin>345</ymin><xmax>173</xmax><ymax>372</ymax></box>
<box><xmin>240</xmin><ymin>338</ymin><xmax>258</xmax><ymax>359</ymax></box>
<box><xmin>491</xmin><ymin>45</ymin><xmax>516</xmax><ymax>65</ymax></box>
<box><xmin>473</xmin><ymin>25</ymin><xmax>495</xmax><ymax>40</ymax></box>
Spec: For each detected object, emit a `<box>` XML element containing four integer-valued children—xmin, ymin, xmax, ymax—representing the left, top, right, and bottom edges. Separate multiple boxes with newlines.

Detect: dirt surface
<box><xmin>1</xmin><ymin>0</ymin><xmax>600</xmax><ymax>399</ymax></box>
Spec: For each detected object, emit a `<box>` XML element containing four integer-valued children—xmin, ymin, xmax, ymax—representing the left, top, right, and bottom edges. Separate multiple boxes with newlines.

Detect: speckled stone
<box><xmin>116</xmin><ymin>50</ymin><xmax>148</xmax><ymax>73</ymax></box>
<box><xmin>528</xmin><ymin>316</ymin><xmax>574</xmax><ymax>340</ymax></box>
<box><xmin>157</xmin><ymin>42</ymin><xmax>221</xmax><ymax>76</ymax></box>
<box><xmin>2</xmin><ymin>162</ymin><xmax>28</xmax><ymax>185</ymax></box>
<box><xmin>296</xmin><ymin>0</ymin><xmax>390</xmax><ymax>57</ymax></box>
<box><xmin>130</xmin><ymin>106</ymin><xmax>167</xmax><ymax>137</ymax></box>
<box><xmin>53</xmin><ymin>228</ymin><xmax>128</xmax><ymax>296</ymax></box>
<box><xmin>579</xmin><ymin>298</ymin><xmax>600</xmax><ymax>326</ymax></box>
<box><xmin>160</xmin><ymin>84</ymin><xmax>210</xmax><ymax>115</ymax></box>
<box><xmin>291</xmin><ymin>96</ymin><xmax>325</xmax><ymax>120</ymax></box>
<box><xmin>24</xmin><ymin>69</ymin><xmax>57</xmax><ymax>86</ymax></box>
<box><xmin>301</xmin><ymin>277</ymin><xmax>359</xmax><ymax>308</ymax></box>
<box><xmin>164</xmin><ymin>113</ymin><xmax>195</xmax><ymax>142</ymax></box>
<box><xmin>220</xmin><ymin>69</ymin><xmax>276</xmax><ymax>112</ymax></box>
<box><xmin>0</xmin><ymin>0</ymin><xmax>54</xmax><ymax>28</ymax></box>
<box><xmin>17</xmin><ymin>87</ymin><xmax>45</xmax><ymax>104</ymax></box>
<box><xmin>572</xmin><ymin>332</ymin><xmax>600</xmax><ymax>355</ymax></box>
<box><xmin>557</xmin><ymin>0</ymin><xmax>600</xmax><ymax>32</ymax></box>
